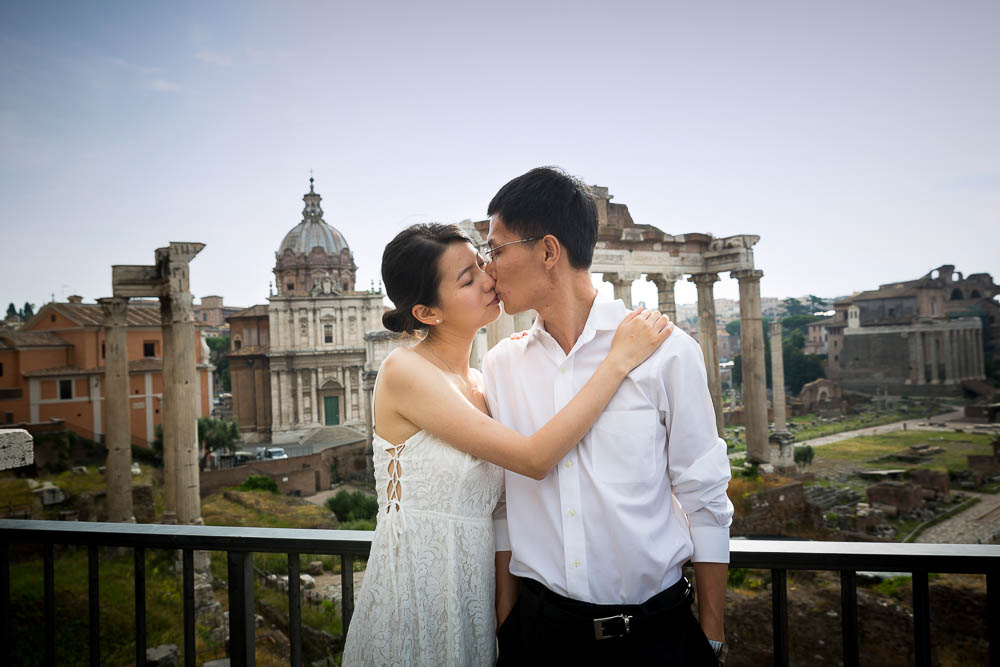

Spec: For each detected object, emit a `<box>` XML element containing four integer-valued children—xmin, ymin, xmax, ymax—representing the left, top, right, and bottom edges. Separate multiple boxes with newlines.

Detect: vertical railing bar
<box><xmin>840</xmin><ymin>569</ymin><xmax>859</xmax><ymax>667</ymax></box>
<box><xmin>44</xmin><ymin>542</ymin><xmax>55</xmax><ymax>667</ymax></box>
<box><xmin>227</xmin><ymin>551</ymin><xmax>255</xmax><ymax>667</ymax></box>
<box><xmin>1</xmin><ymin>542</ymin><xmax>9</xmax><ymax>654</ymax></box>
<box><xmin>341</xmin><ymin>554</ymin><xmax>355</xmax><ymax>636</ymax></box>
<box><xmin>134</xmin><ymin>547</ymin><xmax>147</xmax><ymax>667</ymax></box>
<box><xmin>288</xmin><ymin>553</ymin><xmax>302</xmax><ymax>667</ymax></box>
<box><xmin>88</xmin><ymin>545</ymin><xmax>100</xmax><ymax>667</ymax></box>
<box><xmin>182</xmin><ymin>549</ymin><xmax>195</xmax><ymax>667</ymax></box>
<box><xmin>988</xmin><ymin>570</ymin><xmax>999</xmax><ymax>667</ymax></box>
<box><xmin>913</xmin><ymin>570</ymin><xmax>931</xmax><ymax>667</ymax></box>
<box><xmin>771</xmin><ymin>568</ymin><xmax>789</xmax><ymax>667</ymax></box>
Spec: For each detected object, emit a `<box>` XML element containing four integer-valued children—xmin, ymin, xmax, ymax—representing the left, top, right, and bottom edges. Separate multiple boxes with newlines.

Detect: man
<box><xmin>481</xmin><ymin>167</ymin><xmax>733</xmax><ymax>664</ymax></box>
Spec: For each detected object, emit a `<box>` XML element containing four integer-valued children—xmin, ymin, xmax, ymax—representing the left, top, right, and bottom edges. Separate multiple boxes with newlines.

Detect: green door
<box><xmin>324</xmin><ymin>396</ymin><xmax>340</xmax><ymax>425</ymax></box>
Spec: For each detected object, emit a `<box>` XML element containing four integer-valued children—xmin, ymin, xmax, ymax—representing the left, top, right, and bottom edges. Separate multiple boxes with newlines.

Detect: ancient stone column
<box><xmin>958</xmin><ymin>329</ymin><xmax>970</xmax><ymax>381</ymax></box>
<box><xmin>942</xmin><ymin>328</ymin><xmax>955</xmax><ymax>384</ymax></box>
<box><xmin>98</xmin><ymin>297</ymin><xmax>135</xmax><ymax>523</ymax></box>
<box><xmin>604</xmin><ymin>272</ymin><xmax>635</xmax><ymax>309</ymax></box>
<box><xmin>928</xmin><ymin>330</ymin><xmax>940</xmax><ymax>384</ymax></box>
<box><xmin>310</xmin><ymin>369</ymin><xmax>319</xmax><ymax>424</ymax></box>
<box><xmin>734</xmin><ymin>269</ymin><xmax>768</xmax><ymax>464</ymax></box>
<box><xmin>974</xmin><ymin>328</ymin><xmax>985</xmax><ymax>379</ymax></box>
<box><xmin>768</xmin><ymin>321</ymin><xmax>790</xmax><ymax>436</ymax></box>
<box><xmin>649</xmin><ymin>274</ymin><xmax>678</xmax><ymax>324</ymax></box>
<box><xmin>160</xmin><ymin>298</ymin><xmax>178</xmax><ymax>524</ymax></box>
<box><xmin>914</xmin><ymin>331</ymin><xmax>926</xmax><ymax>385</ymax></box>
<box><xmin>296</xmin><ymin>370</ymin><xmax>306</xmax><ymax>425</ymax></box>
<box><xmin>157</xmin><ymin>243</ymin><xmax>204</xmax><ymax>525</ymax></box>
<box><xmin>690</xmin><ymin>273</ymin><xmax>724</xmax><ymax>434</ymax></box>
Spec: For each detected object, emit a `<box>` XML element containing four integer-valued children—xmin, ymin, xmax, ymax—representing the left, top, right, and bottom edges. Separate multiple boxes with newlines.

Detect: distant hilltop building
<box><xmin>227</xmin><ymin>178</ymin><xmax>404</xmax><ymax>447</ymax></box>
<box><xmin>822</xmin><ymin>265</ymin><xmax>997</xmax><ymax>395</ymax></box>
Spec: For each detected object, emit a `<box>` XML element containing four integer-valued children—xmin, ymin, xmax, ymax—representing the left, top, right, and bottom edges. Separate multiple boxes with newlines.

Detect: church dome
<box><xmin>278</xmin><ymin>178</ymin><xmax>350</xmax><ymax>256</ymax></box>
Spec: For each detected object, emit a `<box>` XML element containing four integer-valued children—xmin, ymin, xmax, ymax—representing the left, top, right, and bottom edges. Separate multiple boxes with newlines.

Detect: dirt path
<box><xmin>914</xmin><ymin>490</ymin><xmax>1000</xmax><ymax>545</ymax></box>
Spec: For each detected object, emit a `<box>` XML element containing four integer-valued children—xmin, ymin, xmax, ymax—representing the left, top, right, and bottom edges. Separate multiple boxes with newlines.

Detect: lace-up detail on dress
<box><xmin>342</xmin><ymin>429</ymin><xmax>504</xmax><ymax>666</ymax></box>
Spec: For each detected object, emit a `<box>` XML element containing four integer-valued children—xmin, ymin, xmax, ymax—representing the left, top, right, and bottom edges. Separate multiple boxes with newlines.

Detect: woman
<box><xmin>342</xmin><ymin>224</ymin><xmax>672</xmax><ymax>665</ymax></box>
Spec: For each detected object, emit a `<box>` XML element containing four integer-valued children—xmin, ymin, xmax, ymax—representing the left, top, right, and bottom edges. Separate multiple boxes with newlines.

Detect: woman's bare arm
<box><xmin>381</xmin><ymin>308</ymin><xmax>672</xmax><ymax>479</ymax></box>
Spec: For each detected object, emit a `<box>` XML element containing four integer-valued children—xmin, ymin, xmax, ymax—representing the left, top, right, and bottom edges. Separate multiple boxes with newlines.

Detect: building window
<box><xmin>324</xmin><ymin>324</ymin><xmax>333</xmax><ymax>344</ymax></box>
<box><xmin>143</xmin><ymin>341</ymin><xmax>156</xmax><ymax>357</ymax></box>
<box><xmin>101</xmin><ymin>343</ymin><xmax>105</xmax><ymax>359</ymax></box>
<box><xmin>287</xmin><ymin>283</ymin><xmax>295</xmax><ymax>292</ymax></box>
<box><xmin>0</xmin><ymin>361</ymin><xmax>3</xmax><ymax>376</ymax></box>
<box><xmin>234</xmin><ymin>339</ymin><xmax>242</xmax><ymax>350</ymax></box>
<box><xmin>59</xmin><ymin>379</ymin><xmax>73</xmax><ymax>400</ymax></box>
<box><xmin>203</xmin><ymin>313</ymin><xmax>208</xmax><ymax>321</ymax></box>
<box><xmin>50</xmin><ymin>314</ymin><xmax>56</xmax><ymax>322</ymax></box>
<box><xmin>4</xmin><ymin>412</ymin><xmax>12</xmax><ymax>424</ymax></box>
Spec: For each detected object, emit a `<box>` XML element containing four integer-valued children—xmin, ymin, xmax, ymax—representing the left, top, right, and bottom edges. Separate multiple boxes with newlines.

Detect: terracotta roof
<box><xmin>45</xmin><ymin>302</ymin><xmax>163</xmax><ymax>327</ymax></box>
<box><xmin>228</xmin><ymin>304</ymin><xmax>270</xmax><ymax>320</ymax></box>
<box><xmin>852</xmin><ymin>286</ymin><xmax>919</xmax><ymax>301</ymax></box>
<box><xmin>22</xmin><ymin>357</ymin><xmax>210</xmax><ymax>377</ymax></box>
<box><xmin>0</xmin><ymin>329</ymin><xmax>70</xmax><ymax>348</ymax></box>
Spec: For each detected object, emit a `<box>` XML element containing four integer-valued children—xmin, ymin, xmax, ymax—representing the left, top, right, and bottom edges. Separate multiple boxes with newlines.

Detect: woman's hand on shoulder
<box><xmin>607</xmin><ymin>306</ymin><xmax>673</xmax><ymax>374</ymax></box>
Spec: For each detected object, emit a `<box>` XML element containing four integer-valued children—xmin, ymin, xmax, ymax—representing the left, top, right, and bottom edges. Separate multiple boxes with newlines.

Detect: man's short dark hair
<box><xmin>487</xmin><ymin>166</ymin><xmax>598</xmax><ymax>270</ymax></box>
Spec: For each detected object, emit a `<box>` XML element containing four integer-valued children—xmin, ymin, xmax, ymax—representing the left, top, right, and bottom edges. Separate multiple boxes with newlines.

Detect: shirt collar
<box><xmin>526</xmin><ymin>293</ymin><xmax>628</xmax><ymax>345</ymax></box>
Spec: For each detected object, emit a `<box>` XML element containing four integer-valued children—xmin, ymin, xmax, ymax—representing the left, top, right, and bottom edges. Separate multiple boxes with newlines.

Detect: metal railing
<box><xmin>1</xmin><ymin>519</ymin><xmax>998</xmax><ymax>667</ymax></box>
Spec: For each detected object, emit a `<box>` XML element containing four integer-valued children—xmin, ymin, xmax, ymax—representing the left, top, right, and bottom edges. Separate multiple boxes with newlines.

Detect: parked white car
<box><xmin>262</xmin><ymin>447</ymin><xmax>289</xmax><ymax>460</ymax></box>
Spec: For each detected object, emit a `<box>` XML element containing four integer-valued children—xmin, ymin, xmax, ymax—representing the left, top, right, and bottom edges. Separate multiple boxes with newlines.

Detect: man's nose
<box><xmin>485</xmin><ymin>260</ymin><xmax>498</xmax><ymax>281</ymax></box>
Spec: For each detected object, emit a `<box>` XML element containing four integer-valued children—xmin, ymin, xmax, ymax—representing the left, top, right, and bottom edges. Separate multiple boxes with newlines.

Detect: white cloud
<box><xmin>146</xmin><ymin>79</ymin><xmax>180</xmax><ymax>93</ymax></box>
<box><xmin>195</xmin><ymin>50</ymin><xmax>231</xmax><ymax>67</ymax></box>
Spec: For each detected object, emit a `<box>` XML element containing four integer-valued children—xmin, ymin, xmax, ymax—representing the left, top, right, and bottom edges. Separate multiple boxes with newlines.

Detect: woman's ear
<box><xmin>411</xmin><ymin>304</ymin><xmax>442</xmax><ymax>327</ymax></box>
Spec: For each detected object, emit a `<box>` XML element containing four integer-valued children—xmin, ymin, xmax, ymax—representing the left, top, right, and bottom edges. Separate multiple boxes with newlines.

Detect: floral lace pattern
<box><xmin>342</xmin><ymin>429</ymin><xmax>504</xmax><ymax>666</ymax></box>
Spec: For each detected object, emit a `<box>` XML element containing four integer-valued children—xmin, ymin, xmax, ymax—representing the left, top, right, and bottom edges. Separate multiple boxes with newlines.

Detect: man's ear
<box><xmin>411</xmin><ymin>304</ymin><xmax>441</xmax><ymax>327</ymax></box>
<box><xmin>541</xmin><ymin>235</ymin><xmax>561</xmax><ymax>270</ymax></box>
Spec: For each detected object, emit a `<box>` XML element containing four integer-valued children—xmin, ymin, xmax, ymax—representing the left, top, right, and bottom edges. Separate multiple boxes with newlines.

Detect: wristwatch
<box><xmin>708</xmin><ymin>640</ymin><xmax>728</xmax><ymax>663</ymax></box>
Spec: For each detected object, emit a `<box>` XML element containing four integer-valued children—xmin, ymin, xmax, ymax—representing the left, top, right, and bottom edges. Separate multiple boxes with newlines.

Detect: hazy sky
<box><xmin>2</xmin><ymin>1</ymin><xmax>997</xmax><ymax>313</ymax></box>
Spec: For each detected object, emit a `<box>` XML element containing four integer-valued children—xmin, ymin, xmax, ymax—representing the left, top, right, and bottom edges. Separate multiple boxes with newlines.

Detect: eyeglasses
<box><xmin>481</xmin><ymin>237</ymin><xmax>541</xmax><ymax>265</ymax></box>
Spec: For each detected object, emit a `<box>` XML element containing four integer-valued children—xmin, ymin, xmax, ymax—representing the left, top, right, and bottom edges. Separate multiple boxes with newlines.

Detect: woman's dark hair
<box><xmin>381</xmin><ymin>223</ymin><xmax>472</xmax><ymax>334</ymax></box>
<box><xmin>487</xmin><ymin>166</ymin><xmax>598</xmax><ymax>270</ymax></box>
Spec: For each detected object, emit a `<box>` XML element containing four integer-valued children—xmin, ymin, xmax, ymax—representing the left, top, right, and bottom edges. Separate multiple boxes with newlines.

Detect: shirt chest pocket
<box><xmin>586</xmin><ymin>409</ymin><xmax>661</xmax><ymax>485</ymax></box>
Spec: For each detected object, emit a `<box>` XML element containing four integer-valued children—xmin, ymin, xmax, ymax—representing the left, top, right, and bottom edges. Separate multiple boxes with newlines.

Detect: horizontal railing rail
<box><xmin>2</xmin><ymin>520</ymin><xmax>998</xmax><ymax>667</ymax></box>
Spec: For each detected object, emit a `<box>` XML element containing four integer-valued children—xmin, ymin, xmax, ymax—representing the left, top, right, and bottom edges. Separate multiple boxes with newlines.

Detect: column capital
<box><xmin>648</xmin><ymin>273</ymin><xmax>681</xmax><ymax>286</ymax></box>
<box><xmin>689</xmin><ymin>272</ymin><xmax>720</xmax><ymax>286</ymax></box>
<box><xmin>97</xmin><ymin>296</ymin><xmax>129</xmax><ymax>327</ymax></box>
<box><xmin>732</xmin><ymin>269</ymin><xmax>764</xmax><ymax>283</ymax></box>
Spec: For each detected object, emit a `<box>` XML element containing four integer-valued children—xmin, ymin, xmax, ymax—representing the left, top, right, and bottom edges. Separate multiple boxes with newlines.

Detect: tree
<box><xmin>197</xmin><ymin>417</ymin><xmax>240</xmax><ymax>454</ymax></box>
<box><xmin>21</xmin><ymin>302</ymin><xmax>35</xmax><ymax>319</ymax></box>
<box><xmin>725</xmin><ymin>320</ymin><xmax>741</xmax><ymax>337</ymax></box>
<box><xmin>780</xmin><ymin>314</ymin><xmax>821</xmax><ymax>339</ymax></box>
<box><xmin>807</xmin><ymin>294</ymin><xmax>830</xmax><ymax>311</ymax></box>
<box><xmin>5</xmin><ymin>303</ymin><xmax>17</xmax><ymax>319</ymax></box>
<box><xmin>794</xmin><ymin>445</ymin><xmax>814</xmax><ymax>467</ymax></box>
<box><xmin>782</xmin><ymin>297</ymin><xmax>811</xmax><ymax>316</ymax></box>
<box><xmin>206</xmin><ymin>336</ymin><xmax>231</xmax><ymax>392</ymax></box>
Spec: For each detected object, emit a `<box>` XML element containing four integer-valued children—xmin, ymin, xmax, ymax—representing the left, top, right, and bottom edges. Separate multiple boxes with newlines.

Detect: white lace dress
<box><xmin>342</xmin><ymin>429</ymin><xmax>505</xmax><ymax>666</ymax></box>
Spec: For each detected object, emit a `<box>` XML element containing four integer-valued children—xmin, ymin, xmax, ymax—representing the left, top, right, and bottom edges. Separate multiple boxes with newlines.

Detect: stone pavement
<box><xmin>914</xmin><ymin>491</ymin><xmax>1000</xmax><ymax>545</ymax></box>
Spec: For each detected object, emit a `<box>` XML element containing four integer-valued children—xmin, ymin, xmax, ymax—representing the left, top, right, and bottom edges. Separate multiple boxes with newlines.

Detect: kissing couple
<box><xmin>343</xmin><ymin>167</ymin><xmax>733</xmax><ymax>666</ymax></box>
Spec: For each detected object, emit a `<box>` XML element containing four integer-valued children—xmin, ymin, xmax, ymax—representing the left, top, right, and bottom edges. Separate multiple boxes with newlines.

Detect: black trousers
<box><xmin>496</xmin><ymin>578</ymin><xmax>719</xmax><ymax>666</ymax></box>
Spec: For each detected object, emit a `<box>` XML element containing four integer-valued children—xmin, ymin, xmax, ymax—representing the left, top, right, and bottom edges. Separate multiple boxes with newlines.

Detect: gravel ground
<box><xmin>915</xmin><ymin>490</ymin><xmax>1000</xmax><ymax>545</ymax></box>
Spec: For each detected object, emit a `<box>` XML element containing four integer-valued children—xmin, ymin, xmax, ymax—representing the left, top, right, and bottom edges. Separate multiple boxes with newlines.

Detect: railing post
<box><xmin>88</xmin><ymin>545</ymin><xmax>100</xmax><ymax>667</ymax></box>
<box><xmin>228</xmin><ymin>551</ymin><xmax>256</xmax><ymax>666</ymax></box>
<box><xmin>1</xmin><ymin>542</ymin><xmax>8</xmax><ymax>654</ymax></box>
<box><xmin>182</xmin><ymin>549</ymin><xmax>195</xmax><ymax>667</ymax></box>
<box><xmin>288</xmin><ymin>553</ymin><xmax>302</xmax><ymax>667</ymax></box>
<box><xmin>988</xmin><ymin>570</ymin><xmax>999</xmax><ymax>667</ymax></box>
<box><xmin>771</xmin><ymin>569</ymin><xmax>789</xmax><ymax>667</ymax></box>
<box><xmin>840</xmin><ymin>570</ymin><xmax>858</xmax><ymax>667</ymax></box>
<box><xmin>44</xmin><ymin>542</ymin><xmax>55</xmax><ymax>667</ymax></box>
<box><xmin>913</xmin><ymin>571</ymin><xmax>931</xmax><ymax>667</ymax></box>
<box><xmin>134</xmin><ymin>547</ymin><xmax>147</xmax><ymax>667</ymax></box>
<box><xmin>341</xmin><ymin>554</ymin><xmax>355</xmax><ymax>635</ymax></box>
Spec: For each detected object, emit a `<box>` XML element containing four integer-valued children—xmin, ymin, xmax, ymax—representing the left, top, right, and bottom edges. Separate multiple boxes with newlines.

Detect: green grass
<box><xmin>201</xmin><ymin>489</ymin><xmax>339</xmax><ymax>530</ymax></box>
<box><xmin>7</xmin><ymin>547</ymin><xmax>219</xmax><ymax>666</ymax></box>
<box><xmin>813</xmin><ymin>431</ymin><xmax>994</xmax><ymax>473</ymax></box>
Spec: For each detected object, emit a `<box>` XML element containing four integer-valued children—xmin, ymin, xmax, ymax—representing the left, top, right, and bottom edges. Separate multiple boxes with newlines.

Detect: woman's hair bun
<box><xmin>382</xmin><ymin>307</ymin><xmax>419</xmax><ymax>334</ymax></box>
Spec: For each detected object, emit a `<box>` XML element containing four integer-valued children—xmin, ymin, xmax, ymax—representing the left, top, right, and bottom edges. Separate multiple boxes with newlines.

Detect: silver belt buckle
<box><xmin>593</xmin><ymin>613</ymin><xmax>632</xmax><ymax>640</ymax></box>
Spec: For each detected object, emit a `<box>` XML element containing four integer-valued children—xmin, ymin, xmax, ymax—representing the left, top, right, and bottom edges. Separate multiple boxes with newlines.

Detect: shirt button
<box><xmin>572</xmin><ymin>560</ymin><xmax>580</xmax><ymax>568</ymax></box>
<box><xmin>568</xmin><ymin>509</ymin><xmax>575</xmax><ymax>517</ymax></box>
<box><xmin>564</xmin><ymin>460</ymin><xmax>573</xmax><ymax>469</ymax></box>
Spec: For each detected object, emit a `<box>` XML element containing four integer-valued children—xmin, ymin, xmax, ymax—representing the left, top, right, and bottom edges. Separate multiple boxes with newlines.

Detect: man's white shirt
<box><xmin>483</xmin><ymin>296</ymin><xmax>734</xmax><ymax>605</ymax></box>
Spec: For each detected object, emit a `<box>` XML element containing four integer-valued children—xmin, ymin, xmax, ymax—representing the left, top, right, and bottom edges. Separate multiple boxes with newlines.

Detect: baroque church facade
<box><xmin>228</xmin><ymin>179</ymin><xmax>401</xmax><ymax>445</ymax></box>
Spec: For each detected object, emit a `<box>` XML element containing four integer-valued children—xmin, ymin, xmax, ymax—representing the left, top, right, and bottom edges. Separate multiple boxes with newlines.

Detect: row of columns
<box><xmin>603</xmin><ymin>268</ymin><xmax>769</xmax><ymax>463</ymax></box>
<box><xmin>100</xmin><ymin>243</ymin><xmax>205</xmax><ymax>525</ymax></box>
<box><xmin>271</xmin><ymin>365</ymin><xmax>366</xmax><ymax>428</ymax></box>
<box><xmin>909</xmin><ymin>326</ymin><xmax>985</xmax><ymax>385</ymax></box>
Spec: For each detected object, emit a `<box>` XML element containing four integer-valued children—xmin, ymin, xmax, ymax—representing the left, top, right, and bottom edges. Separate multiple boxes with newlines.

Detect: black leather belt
<box><xmin>520</xmin><ymin>577</ymin><xmax>693</xmax><ymax>641</ymax></box>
